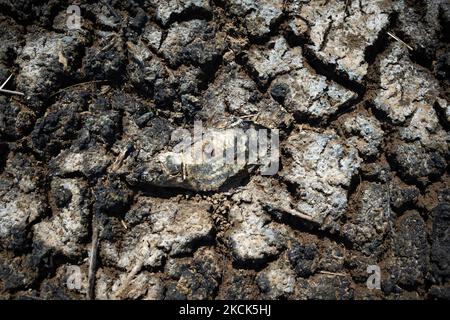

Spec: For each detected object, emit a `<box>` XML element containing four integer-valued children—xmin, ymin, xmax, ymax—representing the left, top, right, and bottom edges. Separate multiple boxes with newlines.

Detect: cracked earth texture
<box><xmin>0</xmin><ymin>0</ymin><xmax>449</xmax><ymax>300</ymax></box>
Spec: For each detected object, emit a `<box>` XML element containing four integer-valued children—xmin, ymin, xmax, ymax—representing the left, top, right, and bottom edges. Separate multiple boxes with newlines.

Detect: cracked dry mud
<box><xmin>0</xmin><ymin>0</ymin><xmax>449</xmax><ymax>300</ymax></box>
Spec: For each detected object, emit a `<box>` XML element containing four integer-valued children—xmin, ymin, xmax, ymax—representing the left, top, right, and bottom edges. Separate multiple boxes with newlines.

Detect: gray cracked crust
<box><xmin>0</xmin><ymin>0</ymin><xmax>449</xmax><ymax>300</ymax></box>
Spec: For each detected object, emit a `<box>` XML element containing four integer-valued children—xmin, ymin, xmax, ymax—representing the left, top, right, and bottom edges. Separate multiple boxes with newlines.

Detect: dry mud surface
<box><xmin>0</xmin><ymin>0</ymin><xmax>450</xmax><ymax>300</ymax></box>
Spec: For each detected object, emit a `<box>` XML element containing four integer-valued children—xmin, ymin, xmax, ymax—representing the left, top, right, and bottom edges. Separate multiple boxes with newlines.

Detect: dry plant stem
<box><xmin>318</xmin><ymin>271</ymin><xmax>347</xmax><ymax>277</ymax></box>
<box><xmin>112</xmin><ymin>243</ymin><xmax>148</xmax><ymax>299</ymax></box>
<box><xmin>387</xmin><ymin>32</ymin><xmax>414</xmax><ymax>51</ymax></box>
<box><xmin>0</xmin><ymin>74</ymin><xmax>24</xmax><ymax>96</ymax></box>
<box><xmin>87</xmin><ymin>215</ymin><xmax>99</xmax><ymax>300</ymax></box>
<box><xmin>50</xmin><ymin>80</ymin><xmax>108</xmax><ymax>98</ymax></box>
<box><xmin>110</xmin><ymin>145</ymin><xmax>132</xmax><ymax>172</ymax></box>
<box><xmin>263</xmin><ymin>202</ymin><xmax>320</xmax><ymax>224</ymax></box>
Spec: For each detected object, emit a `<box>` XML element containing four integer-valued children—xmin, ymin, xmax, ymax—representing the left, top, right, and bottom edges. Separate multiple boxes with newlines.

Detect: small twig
<box><xmin>262</xmin><ymin>201</ymin><xmax>320</xmax><ymax>224</ymax></box>
<box><xmin>280</xmin><ymin>206</ymin><xmax>319</xmax><ymax>223</ymax></box>
<box><xmin>100</xmin><ymin>42</ymin><xmax>115</xmax><ymax>53</ymax></box>
<box><xmin>0</xmin><ymin>74</ymin><xmax>24</xmax><ymax>96</ymax></box>
<box><xmin>110</xmin><ymin>144</ymin><xmax>133</xmax><ymax>172</ymax></box>
<box><xmin>182</xmin><ymin>161</ymin><xmax>187</xmax><ymax>181</ymax></box>
<box><xmin>240</xmin><ymin>114</ymin><xmax>257</xmax><ymax>119</ymax></box>
<box><xmin>181</xmin><ymin>152</ymin><xmax>187</xmax><ymax>181</ymax></box>
<box><xmin>103</xmin><ymin>0</ymin><xmax>120</xmax><ymax>19</ymax></box>
<box><xmin>387</xmin><ymin>176</ymin><xmax>391</xmax><ymax>218</ymax></box>
<box><xmin>87</xmin><ymin>214</ymin><xmax>99</xmax><ymax>300</ymax></box>
<box><xmin>112</xmin><ymin>240</ymin><xmax>149</xmax><ymax>299</ymax></box>
<box><xmin>1</xmin><ymin>74</ymin><xmax>12</xmax><ymax>88</ymax></box>
<box><xmin>49</xmin><ymin>80</ymin><xmax>108</xmax><ymax>98</ymax></box>
<box><xmin>318</xmin><ymin>270</ymin><xmax>347</xmax><ymax>277</ymax></box>
<box><xmin>387</xmin><ymin>32</ymin><xmax>414</xmax><ymax>51</ymax></box>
